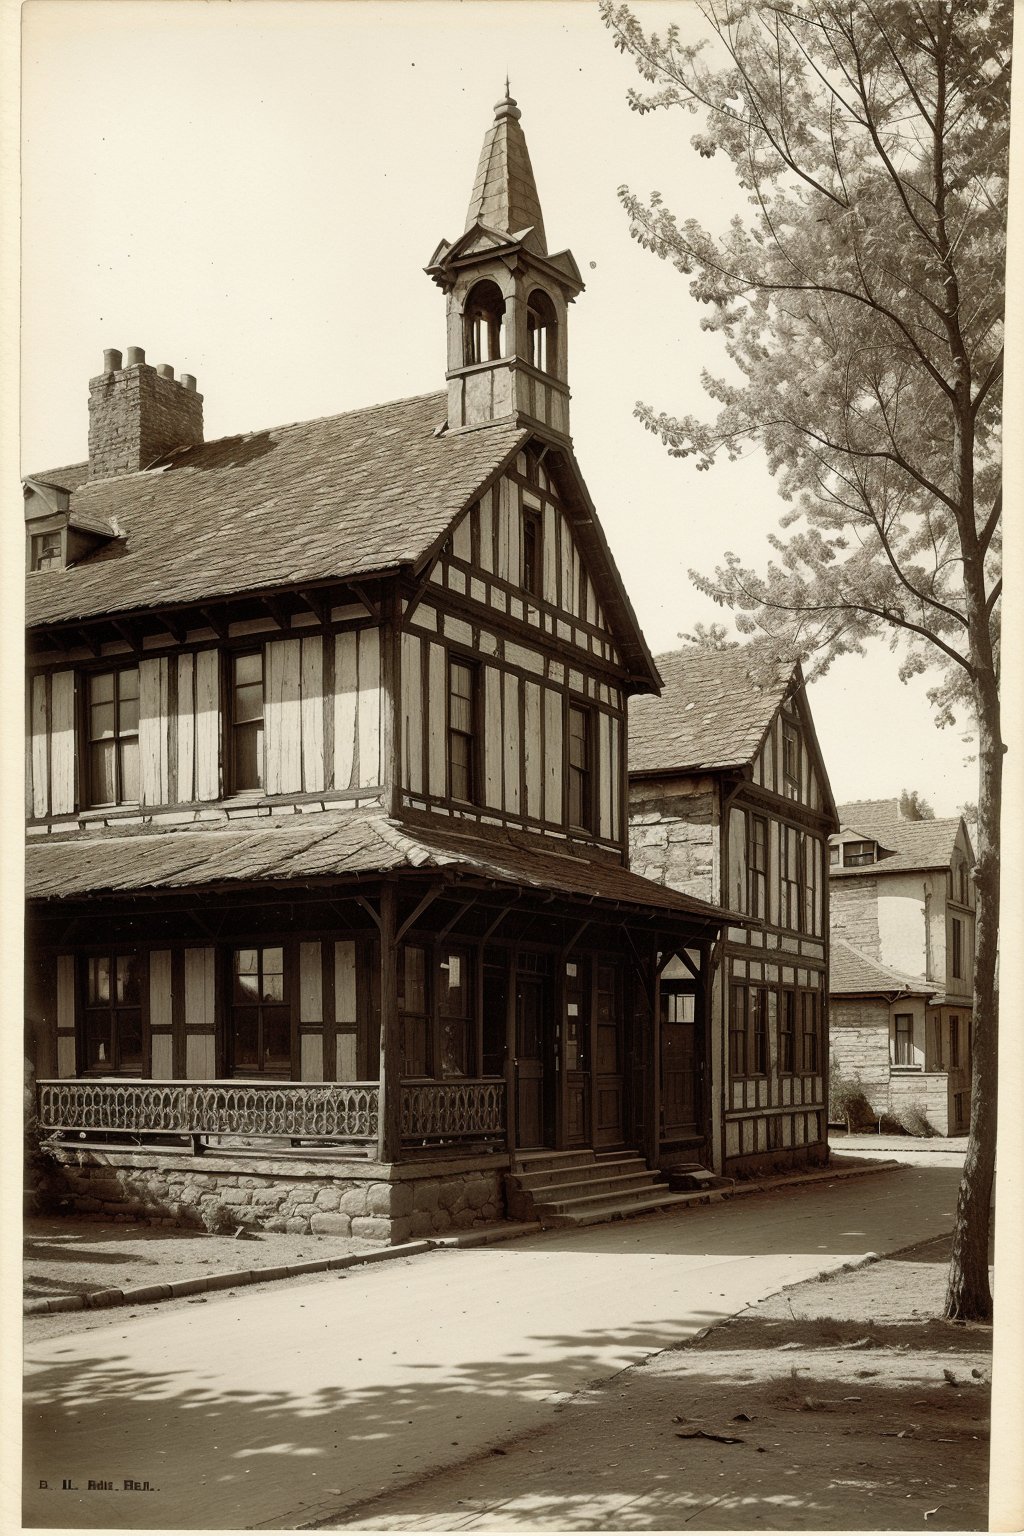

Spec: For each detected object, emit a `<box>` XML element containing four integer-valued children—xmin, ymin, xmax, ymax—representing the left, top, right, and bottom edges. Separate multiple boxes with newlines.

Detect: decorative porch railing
<box><xmin>37</xmin><ymin>1076</ymin><xmax>507</xmax><ymax>1149</ymax></box>
<box><xmin>401</xmin><ymin>1078</ymin><xmax>506</xmax><ymax>1141</ymax></box>
<box><xmin>36</xmin><ymin>1080</ymin><xmax>379</xmax><ymax>1143</ymax></box>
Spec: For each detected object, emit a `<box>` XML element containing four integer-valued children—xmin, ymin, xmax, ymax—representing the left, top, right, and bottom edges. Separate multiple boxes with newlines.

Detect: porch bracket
<box><xmin>395</xmin><ymin>882</ymin><xmax>445</xmax><ymax>945</ymax></box>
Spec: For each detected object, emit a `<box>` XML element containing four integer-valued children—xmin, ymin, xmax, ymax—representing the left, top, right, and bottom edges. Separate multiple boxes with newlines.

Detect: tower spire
<box><xmin>464</xmin><ymin>83</ymin><xmax>547</xmax><ymax>252</ymax></box>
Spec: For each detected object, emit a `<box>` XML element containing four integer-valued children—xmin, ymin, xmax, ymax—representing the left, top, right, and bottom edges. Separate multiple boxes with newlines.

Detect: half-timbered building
<box><xmin>25</xmin><ymin>90</ymin><xmax>731</xmax><ymax>1239</ymax></box>
<box><xmin>628</xmin><ymin>647</ymin><xmax>838</xmax><ymax>1177</ymax></box>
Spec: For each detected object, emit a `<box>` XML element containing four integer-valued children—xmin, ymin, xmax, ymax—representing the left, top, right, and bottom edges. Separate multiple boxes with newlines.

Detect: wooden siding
<box><xmin>139</xmin><ymin>657</ymin><xmax>171</xmax><ymax>806</ymax></box>
<box><xmin>400</xmin><ymin>609</ymin><xmax>624</xmax><ymax>848</ymax></box>
<box><xmin>427</xmin><ymin>470</ymin><xmax>621</xmax><ymax>669</ymax></box>
<box><xmin>334</xmin><ymin>627</ymin><xmax>382</xmax><ymax>791</ymax></box>
<box><xmin>28</xmin><ymin>670</ymin><xmax>75</xmax><ymax>818</ymax></box>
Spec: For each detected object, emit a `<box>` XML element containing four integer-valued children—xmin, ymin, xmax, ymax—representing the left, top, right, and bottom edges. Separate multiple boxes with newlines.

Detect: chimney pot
<box><xmin>156</xmin><ymin>363</ymin><xmax>174</xmax><ymax>380</ymax></box>
<box><xmin>125</xmin><ymin>346</ymin><xmax>146</xmax><ymax>367</ymax></box>
<box><xmin>103</xmin><ymin>348</ymin><xmax>123</xmax><ymax>374</ymax></box>
<box><xmin>180</xmin><ymin>373</ymin><xmax>197</xmax><ymax>392</ymax></box>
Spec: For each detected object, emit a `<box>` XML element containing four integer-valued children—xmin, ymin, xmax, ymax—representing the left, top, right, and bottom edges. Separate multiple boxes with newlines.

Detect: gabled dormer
<box><xmin>24</xmin><ymin>476</ymin><xmax>119</xmax><ymax>574</ymax></box>
<box><xmin>426</xmin><ymin>88</ymin><xmax>584</xmax><ymax>439</ymax></box>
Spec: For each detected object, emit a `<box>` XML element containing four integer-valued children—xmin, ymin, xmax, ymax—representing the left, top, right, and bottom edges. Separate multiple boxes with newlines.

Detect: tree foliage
<box><xmin>899</xmin><ymin>788</ymin><xmax>935</xmax><ymax>820</ymax></box>
<box><xmin>602</xmin><ymin>0</ymin><xmax>1008</xmax><ymax>1322</ymax></box>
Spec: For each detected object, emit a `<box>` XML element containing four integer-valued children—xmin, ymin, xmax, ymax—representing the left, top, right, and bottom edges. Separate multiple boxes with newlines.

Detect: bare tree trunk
<box><xmin>944</xmin><ymin>677</ymin><xmax>1000</xmax><ymax>1322</ymax></box>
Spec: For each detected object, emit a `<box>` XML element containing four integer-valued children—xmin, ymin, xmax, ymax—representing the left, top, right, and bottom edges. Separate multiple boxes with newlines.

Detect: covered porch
<box><xmin>27</xmin><ymin>810</ymin><xmax>727</xmax><ymax>1235</ymax></box>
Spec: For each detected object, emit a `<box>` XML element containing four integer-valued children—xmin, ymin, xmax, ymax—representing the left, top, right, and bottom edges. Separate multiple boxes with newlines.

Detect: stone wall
<box><xmin>888</xmin><ymin>1071</ymin><xmax>953</xmax><ymax>1136</ymax></box>
<box><xmin>830</xmin><ymin>876</ymin><xmax>882</xmax><ymax>957</ymax></box>
<box><xmin>829</xmin><ymin>998</ymin><xmax>892</xmax><ymax>1106</ymax></box>
<box><xmin>41</xmin><ymin>1145</ymin><xmax>507</xmax><ymax>1245</ymax></box>
<box><xmin>628</xmin><ymin>776</ymin><xmax>718</xmax><ymax>905</ymax></box>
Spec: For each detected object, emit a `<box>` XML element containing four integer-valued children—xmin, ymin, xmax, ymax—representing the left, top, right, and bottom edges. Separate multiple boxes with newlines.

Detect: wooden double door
<box><xmin>514</xmin><ymin>958</ymin><xmax>626</xmax><ymax>1151</ymax></box>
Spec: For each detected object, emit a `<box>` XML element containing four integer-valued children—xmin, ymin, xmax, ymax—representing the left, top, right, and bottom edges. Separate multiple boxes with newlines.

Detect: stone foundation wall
<box><xmin>42</xmin><ymin>1145</ymin><xmax>508</xmax><ymax>1245</ymax></box>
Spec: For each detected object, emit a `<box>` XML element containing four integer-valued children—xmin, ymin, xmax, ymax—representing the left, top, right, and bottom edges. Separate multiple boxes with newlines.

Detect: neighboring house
<box><xmin>829</xmin><ymin>799</ymin><xmax>976</xmax><ymax>1135</ymax></box>
<box><xmin>24</xmin><ymin>91</ymin><xmax>732</xmax><ymax>1238</ymax></box>
<box><xmin>628</xmin><ymin>647</ymin><xmax>838</xmax><ymax>1177</ymax></box>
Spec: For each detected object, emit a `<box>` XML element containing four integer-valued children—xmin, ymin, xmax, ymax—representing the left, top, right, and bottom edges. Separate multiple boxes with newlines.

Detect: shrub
<box><xmin>828</xmin><ymin>1060</ymin><xmax>877</xmax><ymax>1131</ymax></box>
<box><xmin>890</xmin><ymin>1100</ymin><xmax>936</xmax><ymax>1138</ymax></box>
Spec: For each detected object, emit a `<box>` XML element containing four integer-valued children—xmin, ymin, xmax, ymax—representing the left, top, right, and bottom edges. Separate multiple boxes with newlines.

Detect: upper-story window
<box><xmin>893</xmin><ymin>1012</ymin><xmax>914</xmax><ymax>1066</ymax></box>
<box><xmin>87</xmin><ymin>667</ymin><xmax>140</xmax><ymax>807</ymax></box>
<box><xmin>843</xmin><ymin>839</ymin><xmax>875</xmax><ymax>867</ymax></box>
<box><xmin>526</xmin><ymin>289</ymin><xmax>557</xmax><ymax>374</ymax></box>
<box><xmin>567</xmin><ymin>705</ymin><xmax>593</xmax><ymax>831</ymax></box>
<box><xmin>782</xmin><ymin>720</ymin><xmax>800</xmax><ymax>798</ymax></box>
<box><xmin>949</xmin><ymin>1014</ymin><xmax>961</xmax><ymax>1068</ymax></box>
<box><xmin>829</xmin><ymin>843</ymin><xmax>840</xmax><ymax>866</ymax></box>
<box><xmin>84</xmin><ymin>952</ymin><xmax>143</xmax><ymax>1073</ymax></box>
<box><xmin>522</xmin><ymin>506</ymin><xmax>541</xmax><ymax>596</ymax></box>
<box><xmin>957</xmin><ymin>861</ymin><xmax>970</xmax><ymax>905</ymax></box>
<box><xmin>29</xmin><ymin>531</ymin><xmax>63</xmax><ymax>572</ymax></box>
<box><xmin>780</xmin><ymin>825</ymin><xmax>803</xmax><ymax>929</ymax></box>
<box><xmin>231</xmin><ymin>651</ymin><xmax>265</xmax><ymax>792</ymax></box>
<box><xmin>448</xmin><ymin>658</ymin><xmax>477</xmax><ymax>803</ymax></box>
<box><xmin>748</xmin><ymin>815</ymin><xmax>768</xmax><ymax>919</ymax></box>
<box><xmin>951</xmin><ymin>917</ymin><xmax>964</xmax><ymax>979</ymax></box>
<box><xmin>464</xmin><ymin>280</ymin><xmax>505</xmax><ymax>365</ymax></box>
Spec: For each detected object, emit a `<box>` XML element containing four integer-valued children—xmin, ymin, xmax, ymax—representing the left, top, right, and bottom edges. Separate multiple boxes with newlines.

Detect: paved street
<box><xmin>24</xmin><ymin>1163</ymin><xmax>962</xmax><ymax>1531</ymax></box>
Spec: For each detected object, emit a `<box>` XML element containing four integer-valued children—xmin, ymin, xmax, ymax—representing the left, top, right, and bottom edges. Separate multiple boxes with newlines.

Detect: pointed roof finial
<box><xmin>466</xmin><ymin>86</ymin><xmax>544</xmax><ymax>247</ymax></box>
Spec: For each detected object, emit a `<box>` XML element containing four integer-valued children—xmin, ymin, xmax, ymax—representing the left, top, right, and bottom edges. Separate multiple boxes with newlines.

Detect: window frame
<box><xmin>464</xmin><ymin>280</ymin><xmax>506</xmax><ymax>366</ymax></box>
<box><xmin>800</xmin><ymin>990</ymin><xmax>821</xmax><ymax>1074</ymax></box>
<box><xmin>447</xmin><ymin>654</ymin><xmax>479</xmax><ymax>805</ymax></box>
<box><xmin>522</xmin><ymin>505</ymin><xmax>542</xmax><ymax>596</ymax></box>
<box><xmin>747</xmin><ymin>814</ymin><xmax>768</xmax><ymax>920</ymax></box>
<box><xmin>779</xmin><ymin>988</ymin><xmax>796</xmax><ymax>1074</ymax></box>
<box><xmin>526</xmin><ymin>288</ymin><xmax>557</xmax><ymax>375</ymax></box>
<box><xmin>84</xmin><ymin>665</ymin><xmax>141</xmax><ymax>809</ymax></box>
<box><xmin>949</xmin><ymin>1014</ymin><xmax>961</xmax><ymax>1069</ymax></box>
<box><xmin>951</xmin><ymin>916</ymin><xmax>964</xmax><ymax>979</ymax></box>
<box><xmin>29</xmin><ymin>529</ymin><xmax>64</xmax><ymax>572</ymax></box>
<box><xmin>229</xmin><ymin>648</ymin><xmax>266</xmax><ymax>794</ymax></box>
<box><xmin>843</xmin><ymin>839</ymin><xmax>876</xmax><ymax>867</ymax></box>
<box><xmin>566</xmin><ymin>701</ymin><xmax>594</xmax><ymax>833</ymax></box>
<box><xmin>229</xmin><ymin>943</ymin><xmax>292</xmax><ymax>1078</ymax></box>
<box><xmin>781</xmin><ymin>718</ymin><xmax>800</xmax><ymax>798</ymax></box>
<box><xmin>780</xmin><ymin>824</ymin><xmax>804</xmax><ymax>932</ymax></box>
<box><xmin>893</xmin><ymin>1012</ymin><xmax>915</xmax><ymax>1067</ymax></box>
<box><xmin>81</xmin><ymin>951</ymin><xmax>146</xmax><ymax>1076</ymax></box>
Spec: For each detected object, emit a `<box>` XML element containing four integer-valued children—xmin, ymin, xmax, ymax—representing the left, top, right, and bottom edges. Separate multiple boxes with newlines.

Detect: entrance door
<box><xmin>661</xmin><ymin>984</ymin><xmax>701</xmax><ymax>1139</ymax></box>
<box><xmin>515</xmin><ymin>973</ymin><xmax>553</xmax><ymax>1148</ymax></box>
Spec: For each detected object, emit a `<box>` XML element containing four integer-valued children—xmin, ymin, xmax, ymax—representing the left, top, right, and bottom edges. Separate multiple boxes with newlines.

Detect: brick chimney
<box><xmin>88</xmin><ymin>346</ymin><xmax>204</xmax><ymax>480</ymax></box>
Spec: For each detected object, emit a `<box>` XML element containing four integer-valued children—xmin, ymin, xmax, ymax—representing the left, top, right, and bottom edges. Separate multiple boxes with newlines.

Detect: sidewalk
<box><xmin>327</xmin><ymin>1230</ymin><xmax>991</xmax><ymax>1532</ymax></box>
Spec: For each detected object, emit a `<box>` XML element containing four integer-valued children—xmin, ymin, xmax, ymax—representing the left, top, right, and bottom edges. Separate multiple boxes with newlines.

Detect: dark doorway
<box><xmin>661</xmin><ymin>983</ymin><xmax>701</xmax><ymax>1140</ymax></box>
<box><xmin>515</xmin><ymin>971</ymin><xmax>553</xmax><ymax>1148</ymax></box>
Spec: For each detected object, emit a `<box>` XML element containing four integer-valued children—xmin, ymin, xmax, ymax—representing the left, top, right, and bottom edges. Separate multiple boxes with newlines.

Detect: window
<box><xmin>438</xmin><ymin>948</ymin><xmax>472</xmax><ymax>1077</ymax></box>
<box><xmin>752</xmin><ymin>988</ymin><xmax>769</xmax><ymax>1075</ymax></box>
<box><xmin>801</xmin><ymin>992</ymin><xmax>821</xmax><ymax>1073</ymax></box>
<box><xmin>448</xmin><ymin>658</ymin><xmax>477</xmax><ymax>803</ymax></box>
<box><xmin>87</xmin><ymin>668</ymin><xmax>140</xmax><ymax>807</ymax></box>
<box><xmin>526</xmin><ymin>289</ymin><xmax>557</xmax><ymax>374</ymax></box>
<box><xmin>782</xmin><ymin>721</ymin><xmax>800</xmax><ymax>798</ymax></box>
<box><xmin>894</xmin><ymin>1013</ymin><xmax>914</xmax><ymax>1066</ymax></box>
<box><xmin>780</xmin><ymin>989</ymin><xmax>796</xmax><ymax>1073</ymax></box>
<box><xmin>231</xmin><ymin>651</ymin><xmax>265</xmax><ymax>791</ymax></box>
<box><xmin>804</xmin><ymin>835</ymin><xmax>821</xmax><ymax>935</ymax></box>
<box><xmin>958</xmin><ymin>862</ymin><xmax>970</xmax><ymax>906</ymax></box>
<box><xmin>781</xmin><ymin>826</ymin><xmax>803</xmax><ymax>930</ymax></box>
<box><xmin>567</xmin><ymin>705</ymin><xmax>592</xmax><ymax>830</ymax></box>
<box><xmin>951</xmin><ymin>917</ymin><xmax>964</xmax><ymax>979</ymax></box>
<box><xmin>464</xmin><ymin>280</ymin><xmax>505</xmax><ymax>364</ymax></box>
<box><xmin>829</xmin><ymin>844</ymin><xmax>840</xmax><ymax>867</ymax></box>
<box><xmin>949</xmin><ymin>1015</ymin><xmax>961</xmax><ymax>1068</ymax></box>
<box><xmin>729</xmin><ymin>985</ymin><xmax>748</xmax><ymax>1077</ymax></box>
<box><xmin>843</xmin><ymin>839</ymin><xmax>876</xmax><ymax>867</ymax></box>
<box><xmin>231</xmin><ymin>946</ymin><xmax>290</xmax><ymax>1076</ymax></box>
<box><xmin>953</xmin><ymin>1091</ymin><xmax>965</xmax><ymax>1127</ymax></box>
<box><xmin>399</xmin><ymin>945</ymin><xmax>430</xmax><ymax>1076</ymax></box>
<box><xmin>84</xmin><ymin>953</ymin><xmax>143</xmax><ymax>1073</ymax></box>
<box><xmin>522</xmin><ymin>507</ymin><xmax>541</xmax><ymax>596</ymax></box>
<box><xmin>748</xmin><ymin>816</ymin><xmax>767</xmax><ymax>919</ymax></box>
<box><xmin>30</xmin><ymin>531</ymin><xmax>62</xmax><ymax>572</ymax></box>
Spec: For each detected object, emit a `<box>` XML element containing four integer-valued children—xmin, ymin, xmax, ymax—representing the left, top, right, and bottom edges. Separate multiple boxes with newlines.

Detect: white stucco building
<box><xmin>828</xmin><ymin>798</ymin><xmax>975</xmax><ymax>1135</ymax></box>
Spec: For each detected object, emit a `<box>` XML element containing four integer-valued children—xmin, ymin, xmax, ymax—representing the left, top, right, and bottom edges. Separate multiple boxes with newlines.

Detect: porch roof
<box><xmin>25</xmin><ymin>809</ymin><xmax>731</xmax><ymax>926</ymax></box>
<box><xmin>829</xmin><ymin>937</ymin><xmax>934</xmax><ymax>998</ymax></box>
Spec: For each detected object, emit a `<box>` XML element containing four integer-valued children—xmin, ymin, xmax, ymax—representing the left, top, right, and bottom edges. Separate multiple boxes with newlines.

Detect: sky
<box><xmin>15</xmin><ymin>0</ymin><xmax>989</xmax><ymax>817</ymax></box>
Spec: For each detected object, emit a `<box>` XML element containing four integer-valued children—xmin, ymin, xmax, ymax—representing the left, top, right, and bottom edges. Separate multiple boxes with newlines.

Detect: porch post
<box><xmin>643</xmin><ymin>942</ymin><xmax>661</xmax><ymax>1170</ymax></box>
<box><xmin>697</xmin><ymin>940</ymin><xmax>714</xmax><ymax>1171</ymax></box>
<box><xmin>376</xmin><ymin>881</ymin><xmax>402</xmax><ymax>1163</ymax></box>
<box><xmin>504</xmin><ymin>949</ymin><xmax>517</xmax><ymax>1155</ymax></box>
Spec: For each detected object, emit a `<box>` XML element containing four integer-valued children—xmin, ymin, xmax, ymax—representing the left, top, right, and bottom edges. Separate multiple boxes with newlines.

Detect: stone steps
<box><xmin>507</xmin><ymin>1147</ymin><xmax>706</xmax><ymax>1228</ymax></box>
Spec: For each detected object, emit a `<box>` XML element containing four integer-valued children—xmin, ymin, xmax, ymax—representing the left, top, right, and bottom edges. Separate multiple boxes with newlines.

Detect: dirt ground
<box><xmin>323</xmin><ymin>1232</ymin><xmax>991</xmax><ymax>1532</ymax></box>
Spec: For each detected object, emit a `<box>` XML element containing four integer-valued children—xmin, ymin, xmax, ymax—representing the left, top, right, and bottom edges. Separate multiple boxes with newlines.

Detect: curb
<box><xmin>24</xmin><ymin>1221</ymin><xmax>543</xmax><ymax>1316</ymax></box>
<box><xmin>24</xmin><ymin>1164</ymin><xmax>897</xmax><ymax>1317</ymax></box>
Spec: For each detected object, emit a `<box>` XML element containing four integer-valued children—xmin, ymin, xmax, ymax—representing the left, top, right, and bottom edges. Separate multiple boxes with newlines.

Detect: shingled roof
<box><xmin>628</xmin><ymin>646</ymin><xmax>791</xmax><ymax>776</ymax></box>
<box><xmin>25</xmin><ymin>809</ymin><xmax>730</xmax><ymax>927</ymax></box>
<box><xmin>465</xmin><ymin>87</ymin><xmax>547</xmax><ymax>249</ymax></box>
<box><xmin>832</xmin><ymin>801</ymin><xmax>969</xmax><ymax>877</ymax></box>
<box><xmin>25</xmin><ymin>392</ymin><xmax>526</xmax><ymax>630</ymax></box>
<box><xmin>830</xmin><ymin>937</ymin><xmax>934</xmax><ymax>997</ymax></box>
